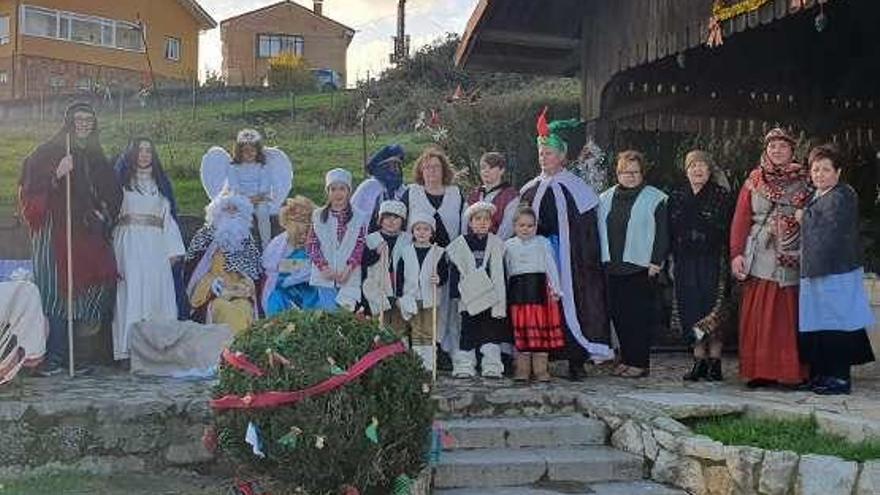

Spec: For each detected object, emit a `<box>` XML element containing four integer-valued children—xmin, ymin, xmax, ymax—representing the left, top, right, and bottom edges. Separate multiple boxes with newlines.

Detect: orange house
<box><xmin>0</xmin><ymin>0</ymin><xmax>216</xmax><ymax>101</ymax></box>
<box><xmin>221</xmin><ymin>0</ymin><xmax>354</xmax><ymax>88</ymax></box>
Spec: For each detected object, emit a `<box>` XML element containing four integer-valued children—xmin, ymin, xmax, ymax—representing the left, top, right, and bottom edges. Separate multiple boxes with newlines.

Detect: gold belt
<box><xmin>119</xmin><ymin>214</ymin><xmax>162</xmax><ymax>228</ymax></box>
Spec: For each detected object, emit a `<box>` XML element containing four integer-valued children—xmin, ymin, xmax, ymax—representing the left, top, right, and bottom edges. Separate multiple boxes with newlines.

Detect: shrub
<box><xmin>267</xmin><ymin>54</ymin><xmax>317</xmax><ymax>94</ymax></box>
<box><xmin>212</xmin><ymin>311</ymin><xmax>435</xmax><ymax>494</ymax></box>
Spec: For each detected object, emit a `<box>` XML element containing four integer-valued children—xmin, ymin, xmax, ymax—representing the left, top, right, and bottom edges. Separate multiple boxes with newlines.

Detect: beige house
<box><xmin>0</xmin><ymin>0</ymin><xmax>215</xmax><ymax>100</ymax></box>
<box><xmin>221</xmin><ymin>0</ymin><xmax>354</xmax><ymax>88</ymax></box>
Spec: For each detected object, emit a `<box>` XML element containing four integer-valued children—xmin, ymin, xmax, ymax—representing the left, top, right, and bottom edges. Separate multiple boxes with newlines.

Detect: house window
<box><xmin>21</xmin><ymin>4</ymin><xmax>144</xmax><ymax>52</ymax></box>
<box><xmin>0</xmin><ymin>16</ymin><xmax>10</xmax><ymax>45</ymax></box>
<box><xmin>257</xmin><ymin>34</ymin><xmax>304</xmax><ymax>58</ymax></box>
<box><xmin>0</xmin><ymin>71</ymin><xmax>8</xmax><ymax>85</ymax></box>
<box><xmin>165</xmin><ymin>37</ymin><xmax>180</xmax><ymax>61</ymax></box>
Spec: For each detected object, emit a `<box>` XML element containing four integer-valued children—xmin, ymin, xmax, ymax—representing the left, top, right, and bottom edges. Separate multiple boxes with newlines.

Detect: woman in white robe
<box><xmin>112</xmin><ymin>139</ymin><xmax>185</xmax><ymax>361</ymax></box>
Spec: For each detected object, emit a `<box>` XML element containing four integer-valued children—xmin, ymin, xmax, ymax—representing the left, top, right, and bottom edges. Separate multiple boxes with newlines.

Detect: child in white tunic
<box><xmin>361</xmin><ymin>200</ymin><xmax>410</xmax><ymax>336</ymax></box>
<box><xmin>306</xmin><ymin>168</ymin><xmax>367</xmax><ymax>311</ymax></box>
<box><xmin>447</xmin><ymin>202</ymin><xmax>510</xmax><ymax>378</ymax></box>
<box><xmin>398</xmin><ymin>214</ymin><xmax>447</xmax><ymax>371</ymax></box>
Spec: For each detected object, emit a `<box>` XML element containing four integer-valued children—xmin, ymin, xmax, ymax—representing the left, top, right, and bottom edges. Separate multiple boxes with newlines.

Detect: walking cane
<box><xmin>65</xmin><ymin>134</ymin><xmax>75</xmax><ymax>378</ymax></box>
<box><xmin>431</xmin><ymin>247</ymin><xmax>438</xmax><ymax>383</ymax></box>
<box><xmin>379</xmin><ymin>248</ymin><xmax>388</xmax><ymax>327</ymax></box>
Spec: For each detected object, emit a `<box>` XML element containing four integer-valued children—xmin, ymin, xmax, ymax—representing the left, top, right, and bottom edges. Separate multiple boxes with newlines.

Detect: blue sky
<box><xmin>197</xmin><ymin>0</ymin><xmax>480</xmax><ymax>84</ymax></box>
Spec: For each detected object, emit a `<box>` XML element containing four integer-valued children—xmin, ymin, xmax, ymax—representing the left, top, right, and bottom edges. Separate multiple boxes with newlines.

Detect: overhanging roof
<box><xmin>178</xmin><ymin>0</ymin><xmax>217</xmax><ymax>30</ymax></box>
<box><xmin>455</xmin><ymin>0</ymin><xmax>588</xmax><ymax>76</ymax></box>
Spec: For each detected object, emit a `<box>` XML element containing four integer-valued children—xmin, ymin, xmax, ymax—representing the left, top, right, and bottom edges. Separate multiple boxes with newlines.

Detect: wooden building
<box><xmin>221</xmin><ymin>0</ymin><xmax>354</xmax><ymax>88</ymax></box>
<box><xmin>456</xmin><ymin>0</ymin><xmax>880</xmax><ymax>154</ymax></box>
<box><xmin>0</xmin><ymin>0</ymin><xmax>216</xmax><ymax>101</ymax></box>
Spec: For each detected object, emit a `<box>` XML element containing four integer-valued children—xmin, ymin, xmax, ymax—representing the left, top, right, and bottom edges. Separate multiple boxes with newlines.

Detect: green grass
<box><xmin>689</xmin><ymin>415</ymin><xmax>880</xmax><ymax>462</ymax></box>
<box><xmin>0</xmin><ymin>91</ymin><xmax>424</xmax><ymax>218</ymax></box>
<box><xmin>0</xmin><ymin>472</ymin><xmax>225</xmax><ymax>495</ymax></box>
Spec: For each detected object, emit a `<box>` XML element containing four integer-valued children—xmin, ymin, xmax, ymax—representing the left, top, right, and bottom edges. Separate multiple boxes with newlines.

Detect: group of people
<box><xmin>2</xmin><ymin>101</ymin><xmax>875</xmax><ymax>396</ymax></box>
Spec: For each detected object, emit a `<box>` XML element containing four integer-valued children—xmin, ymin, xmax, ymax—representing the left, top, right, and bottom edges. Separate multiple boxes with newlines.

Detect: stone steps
<box><xmin>433</xmin><ymin>446</ymin><xmax>644</xmax><ymax>489</ymax></box>
<box><xmin>441</xmin><ymin>415</ymin><xmax>608</xmax><ymax>450</ymax></box>
<box><xmin>434</xmin><ymin>480</ymin><xmax>687</xmax><ymax>494</ymax></box>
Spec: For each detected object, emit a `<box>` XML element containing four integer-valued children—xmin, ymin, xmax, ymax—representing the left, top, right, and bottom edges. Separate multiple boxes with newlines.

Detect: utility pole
<box><xmin>389</xmin><ymin>0</ymin><xmax>409</xmax><ymax>65</ymax></box>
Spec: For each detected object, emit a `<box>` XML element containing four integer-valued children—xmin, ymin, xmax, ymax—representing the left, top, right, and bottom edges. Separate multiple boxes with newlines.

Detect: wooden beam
<box><xmin>478</xmin><ymin>29</ymin><xmax>581</xmax><ymax>50</ymax></box>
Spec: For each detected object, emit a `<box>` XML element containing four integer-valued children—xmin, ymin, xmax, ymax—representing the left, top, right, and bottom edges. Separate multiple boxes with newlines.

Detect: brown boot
<box><xmin>533</xmin><ymin>353</ymin><xmax>551</xmax><ymax>382</ymax></box>
<box><xmin>513</xmin><ymin>352</ymin><xmax>532</xmax><ymax>381</ymax></box>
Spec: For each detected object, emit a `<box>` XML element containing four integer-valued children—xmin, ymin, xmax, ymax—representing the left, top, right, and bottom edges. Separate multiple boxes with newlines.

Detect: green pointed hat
<box><xmin>536</xmin><ymin>106</ymin><xmax>582</xmax><ymax>153</ymax></box>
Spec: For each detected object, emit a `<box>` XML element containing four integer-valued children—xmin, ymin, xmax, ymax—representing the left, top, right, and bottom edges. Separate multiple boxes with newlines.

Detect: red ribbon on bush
<box><xmin>211</xmin><ymin>341</ymin><xmax>407</xmax><ymax>410</ymax></box>
<box><xmin>222</xmin><ymin>348</ymin><xmax>266</xmax><ymax>377</ymax></box>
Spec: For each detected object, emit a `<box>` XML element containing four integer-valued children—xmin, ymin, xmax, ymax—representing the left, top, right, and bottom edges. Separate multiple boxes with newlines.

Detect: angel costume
<box><xmin>112</xmin><ymin>140</ymin><xmax>186</xmax><ymax>360</ymax></box>
<box><xmin>200</xmin><ymin>129</ymin><xmax>293</xmax><ymax>249</ymax></box>
<box><xmin>185</xmin><ymin>194</ymin><xmax>262</xmax><ymax>333</ymax></box>
<box><xmin>262</xmin><ymin>196</ymin><xmax>331</xmax><ymax>315</ymax></box>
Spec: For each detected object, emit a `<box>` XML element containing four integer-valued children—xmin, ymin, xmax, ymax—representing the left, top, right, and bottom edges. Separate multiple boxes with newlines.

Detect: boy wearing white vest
<box><xmin>361</xmin><ymin>199</ymin><xmax>410</xmax><ymax>336</ymax></box>
<box><xmin>306</xmin><ymin>168</ymin><xmax>368</xmax><ymax>311</ymax></box>
<box><xmin>447</xmin><ymin>202</ymin><xmax>510</xmax><ymax>378</ymax></box>
<box><xmin>398</xmin><ymin>214</ymin><xmax>447</xmax><ymax>371</ymax></box>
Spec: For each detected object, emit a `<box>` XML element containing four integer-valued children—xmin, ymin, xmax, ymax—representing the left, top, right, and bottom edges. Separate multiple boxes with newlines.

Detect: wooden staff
<box><xmin>65</xmin><ymin>134</ymin><xmax>75</xmax><ymax>378</ymax></box>
<box><xmin>379</xmin><ymin>247</ymin><xmax>388</xmax><ymax>327</ymax></box>
<box><xmin>431</xmin><ymin>246</ymin><xmax>438</xmax><ymax>382</ymax></box>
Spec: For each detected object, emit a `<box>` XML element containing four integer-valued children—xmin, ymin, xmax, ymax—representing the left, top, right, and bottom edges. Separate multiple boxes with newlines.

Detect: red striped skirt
<box><xmin>510</xmin><ymin>288</ymin><xmax>565</xmax><ymax>352</ymax></box>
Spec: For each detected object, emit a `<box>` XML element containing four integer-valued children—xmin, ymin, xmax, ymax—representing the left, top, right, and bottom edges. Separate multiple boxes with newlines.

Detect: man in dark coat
<box><xmin>18</xmin><ymin>101</ymin><xmax>122</xmax><ymax>375</ymax></box>
<box><xmin>519</xmin><ymin>108</ymin><xmax>612</xmax><ymax>380</ymax></box>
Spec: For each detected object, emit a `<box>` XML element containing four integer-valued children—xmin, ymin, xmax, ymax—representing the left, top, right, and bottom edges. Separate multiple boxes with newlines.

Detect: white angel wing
<box><xmin>200</xmin><ymin>147</ymin><xmax>233</xmax><ymax>201</ymax></box>
<box><xmin>263</xmin><ymin>147</ymin><xmax>294</xmax><ymax>214</ymax></box>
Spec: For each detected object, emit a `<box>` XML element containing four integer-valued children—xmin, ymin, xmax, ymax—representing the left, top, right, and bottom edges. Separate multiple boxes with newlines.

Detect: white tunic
<box><xmin>0</xmin><ymin>281</ymin><xmax>47</xmax><ymax>384</ymax></box>
<box><xmin>112</xmin><ymin>181</ymin><xmax>185</xmax><ymax>361</ymax></box>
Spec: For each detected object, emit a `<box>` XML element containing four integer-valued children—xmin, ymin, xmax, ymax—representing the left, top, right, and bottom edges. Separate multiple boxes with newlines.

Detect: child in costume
<box><xmin>361</xmin><ymin>200</ymin><xmax>410</xmax><ymax>336</ymax></box>
<box><xmin>447</xmin><ymin>202</ymin><xmax>510</xmax><ymax>378</ymax></box>
<box><xmin>306</xmin><ymin>168</ymin><xmax>368</xmax><ymax>311</ymax></box>
<box><xmin>262</xmin><ymin>196</ymin><xmax>331</xmax><ymax>315</ymax></box>
<box><xmin>504</xmin><ymin>206</ymin><xmax>565</xmax><ymax>381</ymax></box>
<box><xmin>200</xmin><ymin>129</ymin><xmax>293</xmax><ymax>249</ymax></box>
<box><xmin>466</xmin><ymin>152</ymin><xmax>519</xmax><ymax>240</ymax></box>
<box><xmin>185</xmin><ymin>194</ymin><xmax>262</xmax><ymax>333</ymax></box>
<box><xmin>398</xmin><ymin>214</ymin><xmax>447</xmax><ymax>371</ymax></box>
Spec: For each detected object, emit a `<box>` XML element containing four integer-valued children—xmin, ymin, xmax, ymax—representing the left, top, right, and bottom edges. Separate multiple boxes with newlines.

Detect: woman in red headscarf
<box><xmin>730</xmin><ymin>128</ymin><xmax>811</xmax><ymax>387</ymax></box>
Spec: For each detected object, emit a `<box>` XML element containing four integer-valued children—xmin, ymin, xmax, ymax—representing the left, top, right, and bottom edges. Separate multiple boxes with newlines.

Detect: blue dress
<box><xmin>265</xmin><ymin>248</ymin><xmax>336</xmax><ymax>315</ymax></box>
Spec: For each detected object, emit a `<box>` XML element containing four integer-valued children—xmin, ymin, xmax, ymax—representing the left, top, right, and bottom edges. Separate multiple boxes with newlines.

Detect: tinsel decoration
<box><xmin>391</xmin><ymin>475</ymin><xmax>413</xmax><ymax>495</ymax></box>
<box><xmin>327</xmin><ymin>356</ymin><xmax>346</xmax><ymax>376</ymax></box>
<box><xmin>278</xmin><ymin>426</ymin><xmax>303</xmax><ymax>450</ymax></box>
<box><xmin>315</xmin><ymin>435</ymin><xmax>326</xmax><ymax>450</ymax></box>
<box><xmin>365</xmin><ymin>417</ymin><xmax>380</xmax><ymax>444</ymax></box>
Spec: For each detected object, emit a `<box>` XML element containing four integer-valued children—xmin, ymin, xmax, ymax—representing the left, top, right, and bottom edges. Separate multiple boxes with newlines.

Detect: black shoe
<box><xmin>567</xmin><ymin>362</ymin><xmax>587</xmax><ymax>381</ymax></box>
<box><xmin>683</xmin><ymin>359</ymin><xmax>708</xmax><ymax>381</ymax></box>
<box><xmin>437</xmin><ymin>348</ymin><xmax>452</xmax><ymax>372</ymax></box>
<box><xmin>706</xmin><ymin>359</ymin><xmax>723</xmax><ymax>381</ymax></box>
<box><xmin>745</xmin><ymin>378</ymin><xmax>776</xmax><ymax>389</ymax></box>
<box><xmin>36</xmin><ymin>360</ymin><xmax>64</xmax><ymax>377</ymax></box>
<box><xmin>813</xmin><ymin>377</ymin><xmax>851</xmax><ymax>395</ymax></box>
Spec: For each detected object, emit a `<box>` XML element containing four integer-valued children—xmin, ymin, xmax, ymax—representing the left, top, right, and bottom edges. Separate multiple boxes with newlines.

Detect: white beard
<box><xmin>212</xmin><ymin>212</ymin><xmax>252</xmax><ymax>253</ymax></box>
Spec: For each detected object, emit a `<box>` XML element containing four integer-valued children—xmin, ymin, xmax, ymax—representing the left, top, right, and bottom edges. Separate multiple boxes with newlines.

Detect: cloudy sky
<box><xmin>197</xmin><ymin>0</ymin><xmax>479</xmax><ymax>84</ymax></box>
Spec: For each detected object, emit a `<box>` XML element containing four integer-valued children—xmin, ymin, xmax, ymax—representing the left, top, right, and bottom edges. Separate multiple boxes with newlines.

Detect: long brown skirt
<box><xmin>738</xmin><ymin>278</ymin><xmax>807</xmax><ymax>384</ymax></box>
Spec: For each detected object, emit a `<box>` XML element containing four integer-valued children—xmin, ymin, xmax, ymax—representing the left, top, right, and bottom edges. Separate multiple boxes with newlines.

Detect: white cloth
<box><xmin>446</xmin><ymin>234</ymin><xmax>507</xmax><ymax>318</ymax></box>
<box><xmin>406</xmin><ymin>185</ymin><xmax>465</xmax><ymax>239</ymax></box>
<box><xmin>362</xmin><ymin>232</ymin><xmax>411</xmax><ymax>315</ymax></box>
<box><xmin>113</xmin><ymin>189</ymin><xmax>185</xmax><ymax>361</ymax></box>
<box><xmin>479</xmin><ymin>343</ymin><xmax>504</xmax><ymax>378</ymax></box>
<box><xmin>504</xmin><ymin>235</ymin><xmax>563</xmax><ymax>295</ymax></box>
<box><xmin>452</xmin><ymin>349</ymin><xmax>477</xmax><ymax>378</ymax></box>
<box><xmin>412</xmin><ymin>344</ymin><xmax>434</xmax><ymax>372</ymax></box>
<box><xmin>129</xmin><ymin>319</ymin><xmax>233</xmax><ymax>377</ymax></box>
<box><xmin>309</xmin><ymin>208</ymin><xmax>367</xmax><ymax>310</ymax></box>
<box><xmin>0</xmin><ymin>281</ymin><xmax>47</xmax><ymax>384</ymax></box>
<box><xmin>398</xmin><ymin>244</ymin><xmax>445</xmax><ymax>320</ymax></box>
<box><xmin>351</xmin><ymin>178</ymin><xmax>407</xmax><ymax>217</ymax></box>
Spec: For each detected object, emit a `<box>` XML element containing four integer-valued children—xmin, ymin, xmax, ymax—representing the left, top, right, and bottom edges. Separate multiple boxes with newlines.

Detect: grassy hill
<box><xmin>0</xmin><ymin>91</ymin><xmax>427</xmax><ymax>220</ymax></box>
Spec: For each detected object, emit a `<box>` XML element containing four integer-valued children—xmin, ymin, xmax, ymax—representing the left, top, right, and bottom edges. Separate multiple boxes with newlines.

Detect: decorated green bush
<box><xmin>210</xmin><ymin>311</ymin><xmax>435</xmax><ymax>494</ymax></box>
